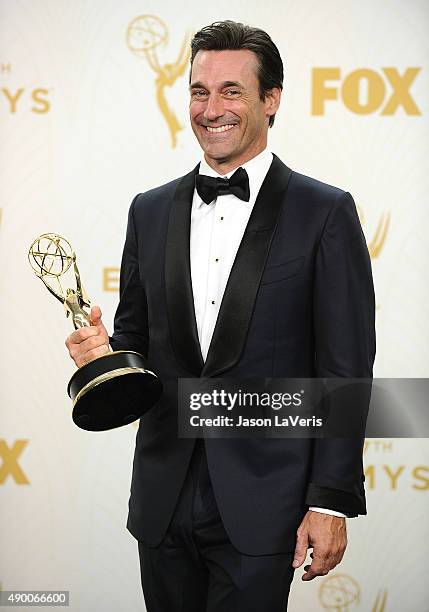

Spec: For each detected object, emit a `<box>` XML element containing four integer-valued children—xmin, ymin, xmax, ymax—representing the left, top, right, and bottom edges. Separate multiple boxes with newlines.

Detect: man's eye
<box><xmin>225</xmin><ymin>89</ymin><xmax>240</xmax><ymax>96</ymax></box>
<box><xmin>192</xmin><ymin>91</ymin><xmax>207</xmax><ymax>98</ymax></box>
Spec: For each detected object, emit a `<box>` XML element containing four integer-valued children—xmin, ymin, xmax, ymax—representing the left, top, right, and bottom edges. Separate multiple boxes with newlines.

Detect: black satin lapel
<box><xmin>202</xmin><ymin>156</ymin><xmax>293</xmax><ymax>378</ymax></box>
<box><xmin>165</xmin><ymin>164</ymin><xmax>204</xmax><ymax>375</ymax></box>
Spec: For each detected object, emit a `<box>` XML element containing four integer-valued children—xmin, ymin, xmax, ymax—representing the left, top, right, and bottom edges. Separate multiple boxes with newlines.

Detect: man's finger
<box><xmin>66</xmin><ymin>325</ymin><xmax>100</xmax><ymax>348</ymax></box>
<box><xmin>69</xmin><ymin>334</ymin><xmax>109</xmax><ymax>364</ymax></box>
<box><xmin>293</xmin><ymin>529</ymin><xmax>309</xmax><ymax>568</ymax></box>
<box><xmin>302</xmin><ymin>551</ymin><xmax>338</xmax><ymax>581</ymax></box>
<box><xmin>74</xmin><ymin>334</ymin><xmax>109</xmax><ymax>355</ymax></box>
<box><xmin>75</xmin><ymin>344</ymin><xmax>110</xmax><ymax>368</ymax></box>
<box><xmin>302</xmin><ymin>556</ymin><xmax>328</xmax><ymax>581</ymax></box>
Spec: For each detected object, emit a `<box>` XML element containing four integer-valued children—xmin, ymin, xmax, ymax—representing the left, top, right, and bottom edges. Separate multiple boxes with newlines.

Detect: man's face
<box><xmin>189</xmin><ymin>49</ymin><xmax>280</xmax><ymax>173</ymax></box>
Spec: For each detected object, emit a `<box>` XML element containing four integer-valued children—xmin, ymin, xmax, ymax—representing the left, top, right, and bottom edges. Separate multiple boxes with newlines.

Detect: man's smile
<box><xmin>200</xmin><ymin>124</ymin><xmax>238</xmax><ymax>135</ymax></box>
<box><xmin>205</xmin><ymin>124</ymin><xmax>236</xmax><ymax>133</ymax></box>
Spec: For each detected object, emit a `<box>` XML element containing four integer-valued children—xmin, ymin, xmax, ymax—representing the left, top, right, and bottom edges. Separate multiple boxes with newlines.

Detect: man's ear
<box><xmin>265</xmin><ymin>87</ymin><xmax>282</xmax><ymax>120</ymax></box>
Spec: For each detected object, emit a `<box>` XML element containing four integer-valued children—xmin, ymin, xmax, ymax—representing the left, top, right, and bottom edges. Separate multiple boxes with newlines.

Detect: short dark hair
<box><xmin>190</xmin><ymin>20</ymin><xmax>283</xmax><ymax>127</ymax></box>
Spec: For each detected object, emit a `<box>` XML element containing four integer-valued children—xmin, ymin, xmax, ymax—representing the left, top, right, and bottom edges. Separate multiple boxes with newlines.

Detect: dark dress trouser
<box><xmin>138</xmin><ymin>440</ymin><xmax>295</xmax><ymax>612</ymax></box>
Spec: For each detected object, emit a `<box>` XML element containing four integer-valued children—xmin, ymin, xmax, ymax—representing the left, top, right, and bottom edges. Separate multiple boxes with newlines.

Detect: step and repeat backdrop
<box><xmin>1</xmin><ymin>1</ymin><xmax>428</xmax><ymax>610</ymax></box>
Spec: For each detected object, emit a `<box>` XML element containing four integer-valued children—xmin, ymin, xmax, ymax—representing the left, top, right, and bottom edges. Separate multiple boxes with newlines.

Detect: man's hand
<box><xmin>292</xmin><ymin>511</ymin><xmax>347</xmax><ymax>581</ymax></box>
<box><xmin>65</xmin><ymin>305</ymin><xmax>110</xmax><ymax>368</ymax></box>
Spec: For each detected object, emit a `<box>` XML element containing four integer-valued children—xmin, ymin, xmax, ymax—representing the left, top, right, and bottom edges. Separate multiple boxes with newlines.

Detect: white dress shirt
<box><xmin>190</xmin><ymin>148</ymin><xmax>273</xmax><ymax>360</ymax></box>
<box><xmin>189</xmin><ymin>148</ymin><xmax>347</xmax><ymax>519</ymax></box>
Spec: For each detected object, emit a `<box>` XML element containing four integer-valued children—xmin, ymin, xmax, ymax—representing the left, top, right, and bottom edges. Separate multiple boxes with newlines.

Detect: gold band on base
<box><xmin>73</xmin><ymin>366</ymin><xmax>153</xmax><ymax>407</ymax></box>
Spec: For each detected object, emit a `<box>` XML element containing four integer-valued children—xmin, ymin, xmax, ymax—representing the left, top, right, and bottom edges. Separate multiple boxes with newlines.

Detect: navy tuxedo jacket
<box><xmin>110</xmin><ymin>155</ymin><xmax>376</xmax><ymax>555</ymax></box>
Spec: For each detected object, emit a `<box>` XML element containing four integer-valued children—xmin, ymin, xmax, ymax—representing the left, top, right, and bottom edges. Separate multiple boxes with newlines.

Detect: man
<box><xmin>66</xmin><ymin>20</ymin><xmax>375</xmax><ymax>612</ymax></box>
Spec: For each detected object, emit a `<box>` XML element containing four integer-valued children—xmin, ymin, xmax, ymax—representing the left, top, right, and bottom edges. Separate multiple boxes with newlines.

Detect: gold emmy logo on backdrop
<box><xmin>319</xmin><ymin>574</ymin><xmax>388</xmax><ymax>612</ymax></box>
<box><xmin>311</xmin><ymin>67</ymin><xmax>421</xmax><ymax>115</ymax></box>
<box><xmin>319</xmin><ymin>574</ymin><xmax>361</xmax><ymax>611</ymax></box>
<box><xmin>0</xmin><ymin>439</ymin><xmax>29</xmax><ymax>485</ymax></box>
<box><xmin>357</xmin><ymin>206</ymin><xmax>390</xmax><ymax>259</ymax></box>
<box><xmin>126</xmin><ymin>15</ymin><xmax>191</xmax><ymax>148</ymax></box>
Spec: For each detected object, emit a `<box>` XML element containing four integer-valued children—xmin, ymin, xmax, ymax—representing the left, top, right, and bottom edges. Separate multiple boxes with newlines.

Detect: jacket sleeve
<box><xmin>110</xmin><ymin>194</ymin><xmax>149</xmax><ymax>359</ymax></box>
<box><xmin>305</xmin><ymin>191</ymin><xmax>376</xmax><ymax>516</ymax></box>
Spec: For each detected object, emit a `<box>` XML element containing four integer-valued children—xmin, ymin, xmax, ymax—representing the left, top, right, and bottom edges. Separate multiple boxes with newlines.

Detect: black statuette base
<box><xmin>68</xmin><ymin>351</ymin><xmax>162</xmax><ymax>431</ymax></box>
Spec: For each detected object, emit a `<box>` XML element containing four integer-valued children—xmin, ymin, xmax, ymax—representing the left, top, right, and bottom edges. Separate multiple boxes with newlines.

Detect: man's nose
<box><xmin>203</xmin><ymin>94</ymin><xmax>224</xmax><ymax>121</ymax></box>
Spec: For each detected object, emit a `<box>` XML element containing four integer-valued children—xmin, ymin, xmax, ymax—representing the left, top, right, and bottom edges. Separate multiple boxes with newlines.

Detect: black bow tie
<box><xmin>195</xmin><ymin>167</ymin><xmax>250</xmax><ymax>204</ymax></box>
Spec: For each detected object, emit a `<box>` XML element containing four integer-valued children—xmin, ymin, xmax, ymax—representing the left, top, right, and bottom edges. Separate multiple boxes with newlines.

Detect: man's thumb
<box><xmin>90</xmin><ymin>305</ymin><xmax>103</xmax><ymax>327</ymax></box>
<box><xmin>293</xmin><ymin>531</ymin><xmax>309</xmax><ymax>568</ymax></box>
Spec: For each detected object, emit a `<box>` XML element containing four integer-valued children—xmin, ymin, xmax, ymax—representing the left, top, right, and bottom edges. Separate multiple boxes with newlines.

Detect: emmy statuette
<box><xmin>28</xmin><ymin>233</ymin><xmax>162</xmax><ymax>431</ymax></box>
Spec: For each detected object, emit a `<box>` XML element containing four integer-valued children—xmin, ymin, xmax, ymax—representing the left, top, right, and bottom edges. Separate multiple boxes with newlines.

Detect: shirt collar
<box><xmin>196</xmin><ymin>149</ymin><xmax>273</xmax><ymax>207</ymax></box>
<box><xmin>199</xmin><ymin>148</ymin><xmax>271</xmax><ymax>178</ymax></box>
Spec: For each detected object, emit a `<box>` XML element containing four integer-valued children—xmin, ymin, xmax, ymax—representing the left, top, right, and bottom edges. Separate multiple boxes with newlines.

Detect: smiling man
<box><xmin>189</xmin><ymin>47</ymin><xmax>279</xmax><ymax>172</ymax></box>
<box><xmin>66</xmin><ymin>20</ymin><xmax>375</xmax><ymax>612</ymax></box>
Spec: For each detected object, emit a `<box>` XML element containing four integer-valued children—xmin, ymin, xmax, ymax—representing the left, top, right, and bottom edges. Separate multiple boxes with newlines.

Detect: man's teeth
<box><xmin>206</xmin><ymin>124</ymin><xmax>235</xmax><ymax>133</ymax></box>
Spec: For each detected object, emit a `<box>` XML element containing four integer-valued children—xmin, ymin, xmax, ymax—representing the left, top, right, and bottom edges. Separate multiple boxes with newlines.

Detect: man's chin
<box><xmin>202</xmin><ymin>146</ymin><xmax>237</xmax><ymax>166</ymax></box>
